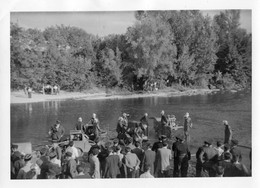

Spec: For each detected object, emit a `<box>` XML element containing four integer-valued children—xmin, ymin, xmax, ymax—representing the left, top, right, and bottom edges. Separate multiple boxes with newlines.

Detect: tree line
<box><xmin>11</xmin><ymin>10</ymin><xmax>251</xmax><ymax>92</ymax></box>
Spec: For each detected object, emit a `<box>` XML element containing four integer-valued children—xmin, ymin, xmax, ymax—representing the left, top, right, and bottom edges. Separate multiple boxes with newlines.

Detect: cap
<box><xmin>56</xmin><ymin>120</ymin><xmax>61</xmax><ymax>124</ymax></box>
<box><xmin>178</xmin><ymin>134</ymin><xmax>185</xmax><ymax>141</ymax></box>
<box><xmin>40</xmin><ymin>147</ymin><xmax>48</xmax><ymax>155</ymax></box>
<box><xmin>24</xmin><ymin>154</ymin><xmax>32</xmax><ymax>161</ymax></box>
<box><xmin>113</xmin><ymin>138</ymin><xmax>119</xmax><ymax>144</ymax></box>
<box><xmin>160</xmin><ymin>135</ymin><xmax>167</xmax><ymax>140</ymax></box>
<box><xmin>11</xmin><ymin>144</ymin><xmax>18</xmax><ymax>149</ymax></box>
<box><xmin>223</xmin><ymin>120</ymin><xmax>228</xmax><ymax>125</ymax></box>
<box><xmin>204</xmin><ymin>139</ymin><xmax>213</xmax><ymax>145</ymax></box>
<box><xmin>49</xmin><ymin>152</ymin><xmax>57</xmax><ymax>159</ymax></box>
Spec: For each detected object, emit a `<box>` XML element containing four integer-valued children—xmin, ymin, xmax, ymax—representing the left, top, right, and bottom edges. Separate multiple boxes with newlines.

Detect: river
<box><xmin>11</xmin><ymin>89</ymin><xmax>252</xmax><ymax>167</ymax></box>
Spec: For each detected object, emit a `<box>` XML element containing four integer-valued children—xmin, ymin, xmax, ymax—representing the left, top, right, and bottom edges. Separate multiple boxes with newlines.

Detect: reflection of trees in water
<box><xmin>42</xmin><ymin>100</ymin><xmax>60</xmax><ymax>116</ymax></box>
<box><xmin>25</xmin><ymin>103</ymin><xmax>33</xmax><ymax>117</ymax></box>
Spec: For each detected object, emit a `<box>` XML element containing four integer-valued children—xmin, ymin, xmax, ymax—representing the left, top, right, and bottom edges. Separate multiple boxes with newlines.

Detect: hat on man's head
<box><xmin>40</xmin><ymin>147</ymin><xmax>48</xmax><ymax>155</ymax></box>
<box><xmin>65</xmin><ymin>151</ymin><xmax>72</xmax><ymax>157</ymax></box>
<box><xmin>56</xmin><ymin>120</ymin><xmax>61</xmax><ymax>124</ymax></box>
<box><xmin>178</xmin><ymin>134</ymin><xmax>185</xmax><ymax>141</ymax></box>
<box><xmin>204</xmin><ymin>139</ymin><xmax>213</xmax><ymax>145</ymax></box>
<box><xmin>49</xmin><ymin>152</ymin><xmax>57</xmax><ymax>159</ymax></box>
<box><xmin>223</xmin><ymin>120</ymin><xmax>228</xmax><ymax>125</ymax></box>
<box><xmin>231</xmin><ymin>139</ymin><xmax>239</xmax><ymax>146</ymax></box>
<box><xmin>113</xmin><ymin>138</ymin><xmax>119</xmax><ymax>144</ymax></box>
<box><xmin>11</xmin><ymin>144</ymin><xmax>18</xmax><ymax>149</ymax></box>
<box><xmin>160</xmin><ymin>135</ymin><xmax>167</xmax><ymax>141</ymax></box>
<box><xmin>125</xmin><ymin>146</ymin><xmax>131</xmax><ymax>152</ymax></box>
<box><xmin>24</xmin><ymin>154</ymin><xmax>32</xmax><ymax>161</ymax></box>
<box><xmin>92</xmin><ymin>148</ymin><xmax>100</xmax><ymax>155</ymax></box>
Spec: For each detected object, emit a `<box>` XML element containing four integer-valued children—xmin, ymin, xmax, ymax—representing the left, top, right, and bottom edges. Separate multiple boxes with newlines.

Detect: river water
<box><xmin>11</xmin><ymin>89</ymin><xmax>252</xmax><ymax>164</ymax></box>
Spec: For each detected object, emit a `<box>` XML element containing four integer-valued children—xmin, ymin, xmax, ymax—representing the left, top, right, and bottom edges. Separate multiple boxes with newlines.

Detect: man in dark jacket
<box><xmin>63</xmin><ymin>152</ymin><xmax>77</xmax><ymax>179</ymax></box>
<box><xmin>175</xmin><ymin>135</ymin><xmax>191</xmax><ymax>177</ymax></box>
<box><xmin>104</xmin><ymin>147</ymin><xmax>122</xmax><ymax>178</ymax></box>
<box><xmin>142</xmin><ymin>143</ymin><xmax>156</xmax><ymax>176</ymax></box>
<box><xmin>230</xmin><ymin>139</ymin><xmax>242</xmax><ymax>162</ymax></box>
<box><xmin>172</xmin><ymin>136</ymin><xmax>181</xmax><ymax>177</ymax></box>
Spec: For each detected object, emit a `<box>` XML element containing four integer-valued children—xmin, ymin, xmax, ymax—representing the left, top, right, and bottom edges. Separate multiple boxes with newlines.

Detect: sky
<box><xmin>10</xmin><ymin>10</ymin><xmax>251</xmax><ymax>37</ymax></box>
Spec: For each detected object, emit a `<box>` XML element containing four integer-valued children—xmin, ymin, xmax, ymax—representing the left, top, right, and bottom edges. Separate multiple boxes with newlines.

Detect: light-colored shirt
<box><xmin>124</xmin><ymin>152</ymin><xmax>140</xmax><ymax>170</ymax></box>
<box><xmin>158</xmin><ymin>147</ymin><xmax>172</xmax><ymax>171</ymax></box>
<box><xmin>17</xmin><ymin>162</ymin><xmax>40</xmax><ymax>179</ymax></box>
<box><xmin>50</xmin><ymin>158</ymin><xmax>61</xmax><ymax>167</ymax></box>
<box><xmin>66</xmin><ymin>146</ymin><xmax>79</xmax><ymax>159</ymax></box>
<box><xmin>89</xmin><ymin>155</ymin><xmax>100</xmax><ymax>178</ymax></box>
<box><xmin>214</xmin><ymin>147</ymin><xmax>224</xmax><ymax>157</ymax></box>
<box><xmin>140</xmin><ymin>171</ymin><xmax>154</xmax><ymax>178</ymax></box>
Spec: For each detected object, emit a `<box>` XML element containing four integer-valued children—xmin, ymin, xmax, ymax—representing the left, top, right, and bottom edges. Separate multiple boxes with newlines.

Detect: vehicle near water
<box><xmin>151</xmin><ymin>115</ymin><xmax>183</xmax><ymax>138</ymax></box>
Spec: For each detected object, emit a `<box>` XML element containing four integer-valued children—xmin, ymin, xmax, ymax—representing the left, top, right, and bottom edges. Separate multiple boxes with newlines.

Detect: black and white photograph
<box><xmin>1</xmin><ymin>0</ymin><xmax>259</xmax><ymax>187</ymax></box>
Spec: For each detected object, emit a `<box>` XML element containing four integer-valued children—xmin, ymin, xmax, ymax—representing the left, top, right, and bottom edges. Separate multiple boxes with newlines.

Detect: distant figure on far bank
<box><xmin>223</xmin><ymin>120</ymin><xmax>233</xmax><ymax>145</ymax></box>
<box><xmin>27</xmin><ymin>87</ymin><xmax>33</xmax><ymax>98</ymax></box>
<box><xmin>183</xmin><ymin>112</ymin><xmax>192</xmax><ymax>143</ymax></box>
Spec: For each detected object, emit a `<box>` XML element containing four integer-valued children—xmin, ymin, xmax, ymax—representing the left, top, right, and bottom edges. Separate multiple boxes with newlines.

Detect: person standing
<box><xmin>89</xmin><ymin>113</ymin><xmax>102</xmax><ymax>140</ymax></box>
<box><xmin>65</xmin><ymin>141</ymin><xmax>79</xmax><ymax>161</ymax></box>
<box><xmin>48</xmin><ymin>120</ymin><xmax>65</xmax><ymax>142</ymax></box>
<box><xmin>123</xmin><ymin>146</ymin><xmax>140</xmax><ymax>178</ymax></box>
<box><xmin>63</xmin><ymin>152</ymin><xmax>78</xmax><ymax>179</ymax></box>
<box><xmin>142</xmin><ymin>143</ymin><xmax>156</xmax><ymax>176</ymax></box>
<box><xmin>230</xmin><ymin>139</ymin><xmax>242</xmax><ymax>162</ymax></box>
<box><xmin>132</xmin><ymin>141</ymin><xmax>144</xmax><ymax>172</ymax></box>
<box><xmin>172</xmin><ymin>136</ymin><xmax>181</xmax><ymax>177</ymax></box>
<box><xmin>140</xmin><ymin>113</ymin><xmax>149</xmax><ymax>137</ymax></box>
<box><xmin>195</xmin><ymin>141</ymin><xmax>209</xmax><ymax>177</ymax></box>
<box><xmin>183</xmin><ymin>112</ymin><xmax>192</xmax><ymax>143</ymax></box>
<box><xmin>104</xmin><ymin>147</ymin><xmax>121</xmax><ymax>178</ymax></box>
<box><xmin>89</xmin><ymin>148</ymin><xmax>101</xmax><ymax>178</ymax></box>
<box><xmin>214</xmin><ymin>141</ymin><xmax>224</xmax><ymax>158</ymax></box>
<box><xmin>17</xmin><ymin>154</ymin><xmax>40</xmax><ymax>179</ymax></box>
<box><xmin>223</xmin><ymin>120</ymin><xmax>233</xmax><ymax>144</ymax></box>
<box><xmin>175</xmin><ymin>135</ymin><xmax>191</xmax><ymax>177</ymax></box>
<box><xmin>199</xmin><ymin>139</ymin><xmax>218</xmax><ymax>177</ymax></box>
<box><xmin>75</xmin><ymin>117</ymin><xmax>84</xmax><ymax>132</ymax></box>
<box><xmin>157</xmin><ymin>141</ymin><xmax>172</xmax><ymax>177</ymax></box>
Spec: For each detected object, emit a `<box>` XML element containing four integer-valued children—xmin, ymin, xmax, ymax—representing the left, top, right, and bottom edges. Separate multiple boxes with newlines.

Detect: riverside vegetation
<box><xmin>11</xmin><ymin>10</ymin><xmax>251</xmax><ymax>93</ymax></box>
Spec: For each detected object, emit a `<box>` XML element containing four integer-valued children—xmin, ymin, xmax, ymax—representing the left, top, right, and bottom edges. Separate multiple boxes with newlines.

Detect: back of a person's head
<box><xmin>224</xmin><ymin>152</ymin><xmax>232</xmax><ymax>160</ymax></box>
<box><xmin>162</xmin><ymin>141</ymin><xmax>168</xmax><ymax>147</ymax></box>
<box><xmin>146</xmin><ymin>143</ymin><xmax>152</xmax><ymax>149</ymax></box>
<box><xmin>216</xmin><ymin>141</ymin><xmax>222</xmax><ymax>147</ymax></box>
<box><xmin>92</xmin><ymin>148</ymin><xmax>99</xmax><ymax>156</ymax></box>
<box><xmin>76</xmin><ymin>165</ymin><xmax>84</xmax><ymax>173</ymax></box>
<box><xmin>135</xmin><ymin>141</ymin><xmax>141</xmax><ymax>148</ymax></box>
<box><xmin>232</xmin><ymin>155</ymin><xmax>239</xmax><ymax>163</ymax></box>
<box><xmin>144</xmin><ymin>164</ymin><xmax>151</xmax><ymax>172</ymax></box>
<box><xmin>69</xmin><ymin>141</ymin><xmax>74</xmax><ymax>147</ymax></box>
<box><xmin>216</xmin><ymin>165</ymin><xmax>224</xmax><ymax>176</ymax></box>
<box><xmin>115</xmin><ymin>145</ymin><xmax>121</xmax><ymax>152</ymax></box>
<box><xmin>107</xmin><ymin>146</ymin><xmax>114</xmax><ymax>153</ymax></box>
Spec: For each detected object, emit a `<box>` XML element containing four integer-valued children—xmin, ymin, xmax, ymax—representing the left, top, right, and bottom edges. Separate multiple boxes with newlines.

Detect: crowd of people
<box><xmin>10</xmin><ymin>111</ymin><xmax>251</xmax><ymax>179</ymax></box>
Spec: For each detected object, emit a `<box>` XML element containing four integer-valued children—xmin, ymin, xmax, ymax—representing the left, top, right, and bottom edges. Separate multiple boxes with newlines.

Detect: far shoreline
<box><xmin>11</xmin><ymin>88</ymin><xmax>222</xmax><ymax>104</ymax></box>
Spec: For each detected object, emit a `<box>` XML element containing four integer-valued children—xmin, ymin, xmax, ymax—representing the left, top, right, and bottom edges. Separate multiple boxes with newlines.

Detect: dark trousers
<box><xmin>196</xmin><ymin>162</ymin><xmax>203</xmax><ymax>177</ymax></box>
<box><xmin>127</xmin><ymin>168</ymin><xmax>139</xmax><ymax>178</ymax></box>
<box><xmin>158</xmin><ymin>170</ymin><xmax>170</xmax><ymax>177</ymax></box>
<box><xmin>178</xmin><ymin>156</ymin><xmax>189</xmax><ymax>177</ymax></box>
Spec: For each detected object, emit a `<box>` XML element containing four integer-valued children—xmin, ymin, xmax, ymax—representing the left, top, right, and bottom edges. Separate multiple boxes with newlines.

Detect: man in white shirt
<box><xmin>157</xmin><ymin>141</ymin><xmax>172</xmax><ymax>177</ymax></box>
<box><xmin>65</xmin><ymin>141</ymin><xmax>79</xmax><ymax>160</ymax></box>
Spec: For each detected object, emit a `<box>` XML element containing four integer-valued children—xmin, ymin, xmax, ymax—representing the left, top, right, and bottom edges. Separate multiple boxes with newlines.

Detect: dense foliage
<box><xmin>11</xmin><ymin>10</ymin><xmax>251</xmax><ymax>92</ymax></box>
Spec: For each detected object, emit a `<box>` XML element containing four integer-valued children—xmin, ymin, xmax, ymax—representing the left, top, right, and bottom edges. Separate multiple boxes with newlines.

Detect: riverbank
<box><xmin>11</xmin><ymin>88</ymin><xmax>220</xmax><ymax>104</ymax></box>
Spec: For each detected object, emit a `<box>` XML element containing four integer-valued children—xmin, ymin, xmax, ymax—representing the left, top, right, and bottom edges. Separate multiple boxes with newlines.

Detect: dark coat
<box><xmin>142</xmin><ymin>149</ymin><xmax>156</xmax><ymax>175</ymax></box>
<box><xmin>104</xmin><ymin>154</ymin><xmax>121</xmax><ymax>178</ymax></box>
